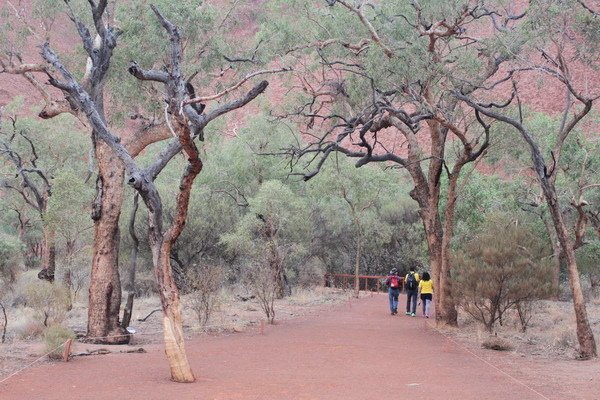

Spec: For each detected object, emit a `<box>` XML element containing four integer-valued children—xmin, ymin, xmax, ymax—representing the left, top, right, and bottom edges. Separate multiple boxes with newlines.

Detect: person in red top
<box><xmin>385</xmin><ymin>268</ymin><xmax>402</xmax><ymax>315</ymax></box>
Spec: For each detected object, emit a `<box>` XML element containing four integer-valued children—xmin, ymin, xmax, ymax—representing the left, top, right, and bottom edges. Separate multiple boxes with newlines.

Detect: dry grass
<box><xmin>453</xmin><ymin>294</ymin><xmax>600</xmax><ymax>359</ymax></box>
<box><xmin>481</xmin><ymin>336</ymin><xmax>514</xmax><ymax>351</ymax></box>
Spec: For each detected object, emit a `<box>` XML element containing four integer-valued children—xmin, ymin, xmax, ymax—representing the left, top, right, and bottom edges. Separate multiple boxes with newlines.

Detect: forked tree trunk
<box><xmin>87</xmin><ymin>143</ymin><xmax>129</xmax><ymax>344</ymax></box>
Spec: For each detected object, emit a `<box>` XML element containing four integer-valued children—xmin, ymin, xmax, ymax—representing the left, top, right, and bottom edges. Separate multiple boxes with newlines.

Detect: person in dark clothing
<box><xmin>404</xmin><ymin>267</ymin><xmax>420</xmax><ymax>316</ymax></box>
<box><xmin>385</xmin><ymin>268</ymin><xmax>402</xmax><ymax>315</ymax></box>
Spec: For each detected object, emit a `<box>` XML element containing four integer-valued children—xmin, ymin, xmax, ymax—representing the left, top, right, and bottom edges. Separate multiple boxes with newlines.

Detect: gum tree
<box><xmin>264</xmin><ymin>0</ymin><xmax>522</xmax><ymax>324</ymax></box>
<box><xmin>1</xmin><ymin>0</ymin><xmax>284</xmax><ymax>344</ymax></box>
<box><xmin>455</xmin><ymin>0</ymin><xmax>599</xmax><ymax>358</ymax></box>
<box><xmin>13</xmin><ymin>2</ymin><xmax>273</xmax><ymax>381</ymax></box>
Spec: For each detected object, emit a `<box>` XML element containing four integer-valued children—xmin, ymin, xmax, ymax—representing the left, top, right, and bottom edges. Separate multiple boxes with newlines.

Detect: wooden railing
<box><xmin>325</xmin><ymin>274</ymin><xmax>402</xmax><ymax>292</ymax></box>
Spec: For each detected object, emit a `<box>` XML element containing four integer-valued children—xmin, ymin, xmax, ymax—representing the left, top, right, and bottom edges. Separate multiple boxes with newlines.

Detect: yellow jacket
<box><xmin>419</xmin><ymin>279</ymin><xmax>433</xmax><ymax>294</ymax></box>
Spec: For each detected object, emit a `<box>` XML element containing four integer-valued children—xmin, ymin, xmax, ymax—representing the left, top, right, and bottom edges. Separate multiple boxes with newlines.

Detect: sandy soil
<box><xmin>0</xmin><ymin>287</ymin><xmax>354</xmax><ymax>379</ymax></box>
<box><xmin>1</xmin><ymin>292</ymin><xmax>599</xmax><ymax>400</ymax></box>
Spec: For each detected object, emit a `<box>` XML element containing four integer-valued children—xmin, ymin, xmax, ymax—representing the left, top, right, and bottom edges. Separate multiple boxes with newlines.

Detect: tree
<box><xmin>304</xmin><ymin>159</ymin><xmax>393</xmax><ymax>296</ymax></box>
<box><xmin>1</xmin><ymin>0</ymin><xmax>285</xmax><ymax>345</ymax></box>
<box><xmin>455</xmin><ymin>0</ymin><xmax>599</xmax><ymax>358</ymax></box>
<box><xmin>0</xmin><ymin>114</ymin><xmax>55</xmax><ymax>281</ymax></box>
<box><xmin>28</xmin><ymin>1</ymin><xmax>273</xmax><ymax>381</ymax></box>
<box><xmin>0</xmin><ymin>108</ymin><xmax>90</xmax><ymax>282</ymax></box>
<box><xmin>223</xmin><ymin>180</ymin><xmax>310</xmax><ymax>299</ymax></box>
<box><xmin>264</xmin><ymin>0</ymin><xmax>524</xmax><ymax>324</ymax></box>
<box><xmin>0</xmin><ymin>0</ymin><xmax>173</xmax><ymax>343</ymax></box>
<box><xmin>453</xmin><ymin>215</ymin><xmax>553</xmax><ymax>332</ymax></box>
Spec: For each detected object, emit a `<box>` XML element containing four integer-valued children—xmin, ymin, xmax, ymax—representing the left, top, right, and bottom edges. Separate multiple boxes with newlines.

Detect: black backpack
<box><xmin>406</xmin><ymin>272</ymin><xmax>418</xmax><ymax>291</ymax></box>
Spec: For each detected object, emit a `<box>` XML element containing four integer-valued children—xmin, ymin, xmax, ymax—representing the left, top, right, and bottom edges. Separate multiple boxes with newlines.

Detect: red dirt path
<box><xmin>1</xmin><ymin>294</ymin><xmax>599</xmax><ymax>400</ymax></box>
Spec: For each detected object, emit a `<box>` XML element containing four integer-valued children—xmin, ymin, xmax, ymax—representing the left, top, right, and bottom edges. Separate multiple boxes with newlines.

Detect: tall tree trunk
<box><xmin>38</xmin><ymin>225</ymin><xmax>56</xmax><ymax>282</ymax></box>
<box><xmin>87</xmin><ymin>143</ymin><xmax>128</xmax><ymax>344</ymax></box>
<box><xmin>543</xmin><ymin>183</ymin><xmax>597</xmax><ymax>358</ymax></box>
<box><xmin>423</xmin><ymin>216</ymin><xmax>444</xmax><ymax>321</ymax></box>
<box><xmin>439</xmin><ymin>171</ymin><xmax>461</xmax><ymax>326</ymax></box>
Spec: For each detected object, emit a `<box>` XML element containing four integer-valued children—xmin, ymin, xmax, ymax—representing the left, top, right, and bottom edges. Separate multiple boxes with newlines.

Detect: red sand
<box><xmin>1</xmin><ymin>294</ymin><xmax>599</xmax><ymax>400</ymax></box>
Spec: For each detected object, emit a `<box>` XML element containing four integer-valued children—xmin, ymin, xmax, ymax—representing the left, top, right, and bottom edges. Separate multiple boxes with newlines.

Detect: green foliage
<box><xmin>0</xmin><ymin>232</ymin><xmax>23</xmax><ymax>284</ymax></box>
<box><xmin>24</xmin><ymin>280</ymin><xmax>71</xmax><ymax>327</ymax></box>
<box><xmin>185</xmin><ymin>264</ymin><xmax>225</xmax><ymax>327</ymax></box>
<box><xmin>222</xmin><ymin>179</ymin><xmax>310</xmax><ymax>263</ymax></box>
<box><xmin>577</xmin><ymin>239</ymin><xmax>600</xmax><ymax>295</ymax></box>
<box><xmin>453</xmin><ymin>214</ymin><xmax>553</xmax><ymax>332</ymax></box>
<box><xmin>45</xmin><ymin>167</ymin><xmax>94</xmax><ymax>241</ymax></box>
<box><xmin>42</xmin><ymin>324</ymin><xmax>75</xmax><ymax>360</ymax></box>
<box><xmin>305</xmin><ymin>158</ymin><xmax>424</xmax><ymax>275</ymax></box>
<box><xmin>246</xmin><ymin>260</ymin><xmax>277</xmax><ymax>324</ymax></box>
<box><xmin>0</xmin><ymin>109</ymin><xmax>92</xmax><ymax>278</ymax></box>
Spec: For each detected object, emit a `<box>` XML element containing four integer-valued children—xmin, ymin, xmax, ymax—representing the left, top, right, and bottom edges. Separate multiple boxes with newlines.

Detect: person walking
<box><xmin>385</xmin><ymin>268</ymin><xmax>402</xmax><ymax>315</ymax></box>
<box><xmin>404</xmin><ymin>267</ymin><xmax>420</xmax><ymax>316</ymax></box>
<box><xmin>418</xmin><ymin>272</ymin><xmax>433</xmax><ymax>318</ymax></box>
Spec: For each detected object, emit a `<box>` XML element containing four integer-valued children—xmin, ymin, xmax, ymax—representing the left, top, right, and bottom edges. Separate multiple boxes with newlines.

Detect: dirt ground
<box><xmin>1</xmin><ymin>292</ymin><xmax>599</xmax><ymax>400</ymax></box>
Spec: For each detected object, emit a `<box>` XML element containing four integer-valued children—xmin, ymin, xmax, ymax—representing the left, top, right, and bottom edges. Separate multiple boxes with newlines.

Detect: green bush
<box><xmin>24</xmin><ymin>280</ymin><xmax>71</xmax><ymax>326</ymax></box>
<box><xmin>453</xmin><ymin>215</ymin><xmax>553</xmax><ymax>332</ymax></box>
<box><xmin>42</xmin><ymin>324</ymin><xmax>75</xmax><ymax>360</ymax></box>
<box><xmin>0</xmin><ymin>232</ymin><xmax>24</xmax><ymax>284</ymax></box>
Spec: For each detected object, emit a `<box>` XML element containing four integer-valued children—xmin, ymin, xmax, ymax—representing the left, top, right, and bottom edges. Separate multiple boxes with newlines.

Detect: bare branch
<box><xmin>127</xmin><ymin>62</ymin><xmax>169</xmax><ymax>83</ymax></box>
<box><xmin>185</xmin><ymin>68</ymin><xmax>290</xmax><ymax>104</ymax></box>
<box><xmin>335</xmin><ymin>0</ymin><xmax>394</xmax><ymax>58</ymax></box>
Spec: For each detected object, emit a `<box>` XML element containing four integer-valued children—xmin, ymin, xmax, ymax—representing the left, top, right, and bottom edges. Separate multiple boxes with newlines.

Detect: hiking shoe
<box><xmin>411</xmin><ymin>313</ymin><xmax>416</xmax><ymax>317</ymax></box>
<box><xmin>425</xmin><ymin>315</ymin><xmax>429</xmax><ymax>318</ymax></box>
<box><xmin>405</xmin><ymin>312</ymin><xmax>411</xmax><ymax>315</ymax></box>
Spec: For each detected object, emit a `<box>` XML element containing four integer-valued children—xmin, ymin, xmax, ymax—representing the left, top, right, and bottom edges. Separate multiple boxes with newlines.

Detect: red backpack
<box><xmin>389</xmin><ymin>276</ymin><xmax>399</xmax><ymax>288</ymax></box>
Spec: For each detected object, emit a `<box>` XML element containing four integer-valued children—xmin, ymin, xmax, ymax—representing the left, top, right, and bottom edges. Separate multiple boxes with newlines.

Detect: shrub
<box><xmin>134</xmin><ymin>272</ymin><xmax>158</xmax><ymax>297</ymax></box>
<box><xmin>246</xmin><ymin>261</ymin><xmax>277</xmax><ymax>324</ymax></box>
<box><xmin>185</xmin><ymin>264</ymin><xmax>225</xmax><ymax>327</ymax></box>
<box><xmin>453</xmin><ymin>216</ymin><xmax>553</xmax><ymax>332</ymax></box>
<box><xmin>296</xmin><ymin>257</ymin><xmax>326</xmax><ymax>288</ymax></box>
<box><xmin>42</xmin><ymin>324</ymin><xmax>75</xmax><ymax>360</ymax></box>
<box><xmin>62</xmin><ymin>265</ymin><xmax>90</xmax><ymax>304</ymax></box>
<box><xmin>481</xmin><ymin>336</ymin><xmax>514</xmax><ymax>351</ymax></box>
<box><xmin>0</xmin><ymin>232</ymin><xmax>24</xmax><ymax>284</ymax></box>
<box><xmin>24</xmin><ymin>280</ymin><xmax>71</xmax><ymax>326</ymax></box>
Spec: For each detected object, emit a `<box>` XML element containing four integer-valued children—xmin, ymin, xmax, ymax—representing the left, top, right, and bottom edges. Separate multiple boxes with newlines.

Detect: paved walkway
<box><xmin>0</xmin><ymin>294</ymin><xmax>590</xmax><ymax>399</ymax></box>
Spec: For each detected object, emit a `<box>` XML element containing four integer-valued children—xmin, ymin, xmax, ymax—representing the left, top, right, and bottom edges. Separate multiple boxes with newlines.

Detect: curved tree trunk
<box><xmin>86</xmin><ymin>143</ymin><xmax>129</xmax><ymax>344</ymax></box>
<box><xmin>543</xmin><ymin>184</ymin><xmax>597</xmax><ymax>358</ymax></box>
<box><xmin>154</xmin><ymin>243</ymin><xmax>195</xmax><ymax>383</ymax></box>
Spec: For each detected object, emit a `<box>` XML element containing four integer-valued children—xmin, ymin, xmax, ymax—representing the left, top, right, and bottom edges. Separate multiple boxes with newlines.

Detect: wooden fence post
<box><xmin>62</xmin><ymin>338</ymin><xmax>73</xmax><ymax>362</ymax></box>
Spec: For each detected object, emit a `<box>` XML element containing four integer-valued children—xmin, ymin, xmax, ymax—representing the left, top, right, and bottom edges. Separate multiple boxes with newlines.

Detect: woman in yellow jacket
<box><xmin>418</xmin><ymin>272</ymin><xmax>433</xmax><ymax>318</ymax></box>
